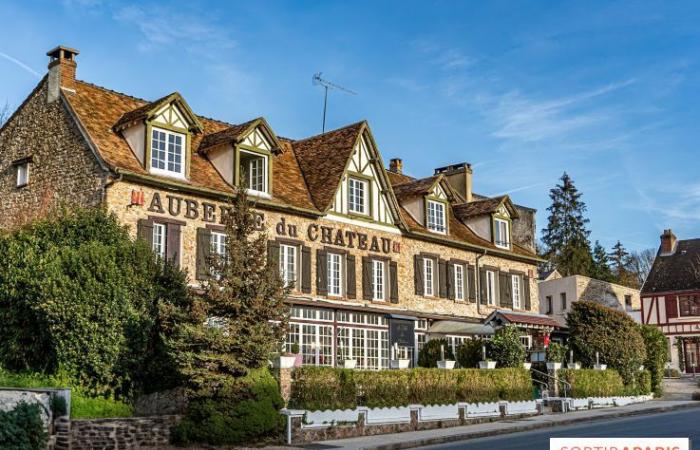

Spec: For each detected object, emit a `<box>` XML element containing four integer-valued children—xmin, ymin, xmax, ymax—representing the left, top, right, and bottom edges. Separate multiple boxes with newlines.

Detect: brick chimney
<box><xmin>389</xmin><ymin>158</ymin><xmax>403</xmax><ymax>174</ymax></box>
<box><xmin>47</xmin><ymin>45</ymin><xmax>79</xmax><ymax>103</ymax></box>
<box><xmin>660</xmin><ymin>229</ymin><xmax>677</xmax><ymax>255</ymax></box>
<box><xmin>434</xmin><ymin>162</ymin><xmax>473</xmax><ymax>202</ymax></box>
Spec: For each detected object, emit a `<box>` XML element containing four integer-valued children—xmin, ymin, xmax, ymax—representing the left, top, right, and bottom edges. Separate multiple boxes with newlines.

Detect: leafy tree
<box><xmin>546</xmin><ymin>342</ymin><xmax>567</xmax><ymax>363</ymax></box>
<box><xmin>418</xmin><ymin>339</ymin><xmax>454</xmax><ymax>368</ymax></box>
<box><xmin>590</xmin><ymin>241</ymin><xmax>615</xmax><ymax>282</ymax></box>
<box><xmin>567</xmin><ymin>301</ymin><xmax>646</xmax><ymax>386</ymax></box>
<box><xmin>639</xmin><ymin>325</ymin><xmax>668</xmax><ymax>396</ymax></box>
<box><xmin>489</xmin><ymin>326</ymin><xmax>526</xmax><ymax>368</ymax></box>
<box><xmin>609</xmin><ymin>241</ymin><xmax>638</xmax><ymax>288</ymax></box>
<box><xmin>541</xmin><ymin>173</ymin><xmax>593</xmax><ymax>276</ymax></box>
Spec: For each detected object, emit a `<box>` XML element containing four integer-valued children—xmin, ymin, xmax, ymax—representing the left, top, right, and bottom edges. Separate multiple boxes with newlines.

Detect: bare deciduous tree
<box><xmin>629</xmin><ymin>248</ymin><xmax>656</xmax><ymax>287</ymax></box>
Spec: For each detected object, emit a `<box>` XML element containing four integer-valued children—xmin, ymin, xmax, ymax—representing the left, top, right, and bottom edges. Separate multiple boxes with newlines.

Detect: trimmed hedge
<box><xmin>0</xmin><ymin>402</ymin><xmax>47</xmax><ymax>450</ymax></box>
<box><xmin>289</xmin><ymin>367</ymin><xmax>532</xmax><ymax>410</ymax></box>
<box><xmin>639</xmin><ymin>325</ymin><xmax>668</xmax><ymax>396</ymax></box>
<box><xmin>560</xmin><ymin>369</ymin><xmax>652</xmax><ymax>398</ymax></box>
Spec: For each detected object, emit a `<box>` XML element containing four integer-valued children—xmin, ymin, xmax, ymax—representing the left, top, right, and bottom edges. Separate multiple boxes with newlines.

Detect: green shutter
<box><xmin>362</xmin><ymin>256</ymin><xmax>372</xmax><ymax>300</ymax></box>
<box><xmin>523</xmin><ymin>276</ymin><xmax>531</xmax><ymax>311</ymax></box>
<box><xmin>267</xmin><ymin>240</ymin><xmax>280</xmax><ymax>268</ymax></box>
<box><xmin>390</xmin><ymin>261</ymin><xmax>399</xmax><ymax>303</ymax></box>
<box><xmin>467</xmin><ymin>265</ymin><xmax>476</xmax><ymax>302</ymax></box>
<box><xmin>301</xmin><ymin>246</ymin><xmax>312</xmax><ymax>294</ymax></box>
<box><xmin>346</xmin><ymin>254</ymin><xmax>356</xmax><ymax>299</ymax></box>
<box><xmin>137</xmin><ymin>219</ymin><xmax>154</xmax><ymax>248</ymax></box>
<box><xmin>479</xmin><ymin>268</ymin><xmax>487</xmax><ymax>305</ymax></box>
<box><xmin>195</xmin><ymin>227</ymin><xmax>212</xmax><ymax>280</ymax></box>
<box><xmin>499</xmin><ymin>271</ymin><xmax>512</xmax><ymax>309</ymax></box>
<box><xmin>166</xmin><ymin>223</ymin><xmax>181</xmax><ymax>267</ymax></box>
<box><xmin>438</xmin><ymin>259</ymin><xmax>447</xmax><ymax>298</ymax></box>
<box><xmin>316</xmin><ymin>249</ymin><xmax>328</xmax><ymax>296</ymax></box>
<box><xmin>414</xmin><ymin>255</ymin><xmax>424</xmax><ymax>296</ymax></box>
<box><xmin>447</xmin><ymin>263</ymin><xmax>455</xmax><ymax>300</ymax></box>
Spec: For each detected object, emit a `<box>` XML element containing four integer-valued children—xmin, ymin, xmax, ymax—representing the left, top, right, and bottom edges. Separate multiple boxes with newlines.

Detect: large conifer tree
<box><xmin>609</xmin><ymin>240</ymin><xmax>638</xmax><ymax>288</ymax></box>
<box><xmin>541</xmin><ymin>172</ymin><xmax>593</xmax><ymax>276</ymax></box>
<box><xmin>590</xmin><ymin>240</ymin><xmax>615</xmax><ymax>282</ymax></box>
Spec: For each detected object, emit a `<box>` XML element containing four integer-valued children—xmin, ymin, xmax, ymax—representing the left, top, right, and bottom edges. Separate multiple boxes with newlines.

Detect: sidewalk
<box><xmin>318</xmin><ymin>400</ymin><xmax>700</xmax><ymax>450</ymax></box>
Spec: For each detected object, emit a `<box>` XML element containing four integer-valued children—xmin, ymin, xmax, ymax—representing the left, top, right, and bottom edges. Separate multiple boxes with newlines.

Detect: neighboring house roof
<box><xmin>538</xmin><ymin>269</ymin><xmax>561</xmax><ymax>281</ymax></box>
<box><xmin>485</xmin><ymin>310</ymin><xmax>561</xmax><ymax>329</ymax></box>
<box><xmin>642</xmin><ymin>239</ymin><xmax>700</xmax><ymax>294</ymax></box>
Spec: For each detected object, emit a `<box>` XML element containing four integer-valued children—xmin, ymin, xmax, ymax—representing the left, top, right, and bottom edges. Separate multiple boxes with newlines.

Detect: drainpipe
<box><xmin>475</xmin><ymin>248</ymin><xmax>488</xmax><ymax>316</ymax></box>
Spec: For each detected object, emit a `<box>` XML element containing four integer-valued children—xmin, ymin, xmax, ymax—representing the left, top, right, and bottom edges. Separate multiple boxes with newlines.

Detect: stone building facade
<box><xmin>0</xmin><ymin>46</ymin><xmax>552</xmax><ymax>370</ymax></box>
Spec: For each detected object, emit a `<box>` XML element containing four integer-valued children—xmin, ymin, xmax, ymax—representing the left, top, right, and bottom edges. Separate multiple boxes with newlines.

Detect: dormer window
<box><xmin>348</xmin><ymin>177</ymin><xmax>369</xmax><ymax>215</ymax></box>
<box><xmin>239</xmin><ymin>150</ymin><xmax>268</xmax><ymax>194</ymax></box>
<box><xmin>426</xmin><ymin>200</ymin><xmax>446</xmax><ymax>234</ymax></box>
<box><xmin>150</xmin><ymin>128</ymin><xmax>185</xmax><ymax>178</ymax></box>
<box><xmin>494</xmin><ymin>218</ymin><xmax>510</xmax><ymax>249</ymax></box>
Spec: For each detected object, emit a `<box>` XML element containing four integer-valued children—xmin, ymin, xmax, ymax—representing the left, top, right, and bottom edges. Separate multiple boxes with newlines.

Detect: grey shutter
<box><xmin>389</xmin><ymin>261</ymin><xmax>399</xmax><ymax>303</ymax></box>
<box><xmin>137</xmin><ymin>219</ymin><xmax>154</xmax><ymax>248</ymax></box>
<box><xmin>447</xmin><ymin>263</ymin><xmax>455</xmax><ymax>300</ymax></box>
<box><xmin>523</xmin><ymin>276</ymin><xmax>531</xmax><ymax>311</ymax></box>
<box><xmin>362</xmin><ymin>257</ymin><xmax>372</xmax><ymax>300</ymax></box>
<box><xmin>301</xmin><ymin>246</ymin><xmax>312</xmax><ymax>294</ymax></box>
<box><xmin>467</xmin><ymin>265</ymin><xmax>476</xmax><ymax>302</ymax></box>
<box><xmin>346</xmin><ymin>255</ymin><xmax>356</xmax><ymax>299</ymax></box>
<box><xmin>195</xmin><ymin>228</ymin><xmax>212</xmax><ymax>280</ymax></box>
<box><xmin>438</xmin><ymin>259</ymin><xmax>447</xmax><ymax>298</ymax></box>
<box><xmin>479</xmin><ymin>268</ymin><xmax>487</xmax><ymax>305</ymax></box>
<box><xmin>499</xmin><ymin>271</ymin><xmax>512</xmax><ymax>309</ymax></box>
<box><xmin>166</xmin><ymin>223</ymin><xmax>181</xmax><ymax>267</ymax></box>
<box><xmin>267</xmin><ymin>240</ymin><xmax>280</xmax><ymax>268</ymax></box>
<box><xmin>316</xmin><ymin>249</ymin><xmax>328</xmax><ymax>296</ymax></box>
<box><xmin>414</xmin><ymin>255</ymin><xmax>424</xmax><ymax>296</ymax></box>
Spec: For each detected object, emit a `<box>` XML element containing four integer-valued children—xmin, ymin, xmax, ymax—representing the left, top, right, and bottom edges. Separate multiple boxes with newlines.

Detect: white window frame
<box><xmin>427</xmin><ymin>200</ymin><xmax>446</xmax><ymax>234</ymax></box>
<box><xmin>372</xmin><ymin>259</ymin><xmax>386</xmax><ymax>301</ymax></box>
<box><xmin>348</xmin><ymin>177</ymin><xmax>369</xmax><ymax>215</ymax></box>
<box><xmin>511</xmin><ymin>274</ymin><xmax>522</xmax><ymax>309</ymax></box>
<box><xmin>454</xmin><ymin>264</ymin><xmax>465</xmax><ymax>301</ymax></box>
<box><xmin>486</xmin><ymin>270</ymin><xmax>496</xmax><ymax>306</ymax></box>
<box><xmin>494</xmin><ymin>218</ymin><xmax>510</xmax><ymax>249</ymax></box>
<box><xmin>240</xmin><ymin>149</ymin><xmax>268</xmax><ymax>194</ymax></box>
<box><xmin>519</xmin><ymin>335</ymin><xmax>532</xmax><ymax>350</ymax></box>
<box><xmin>150</xmin><ymin>127</ymin><xmax>186</xmax><ymax>178</ymax></box>
<box><xmin>280</xmin><ymin>244</ymin><xmax>298</xmax><ymax>289</ymax></box>
<box><xmin>327</xmin><ymin>252</ymin><xmax>343</xmax><ymax>297</ymax></box>
<box><xmin>16</xmin><ymin>163</ymin><xmax>29</xmax><ymax>187</ymax></box>
<box><xmin>152</xmin><ymin>222</ymin><xmax>166</xmax><ymax>258</ymax></box>
<box><xmin>210</xmin><ymin>231</ymin><xmax>227</xmax><ymax>257</ymax></box>
<box><xmin>424</xmin><ymin>258</ymin><xmax>434</xmax><ymax>297</ymax></box>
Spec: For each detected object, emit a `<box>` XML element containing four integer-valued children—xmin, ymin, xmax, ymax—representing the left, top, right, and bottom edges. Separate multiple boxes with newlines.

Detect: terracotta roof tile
<box><xmin>453</xmin><ymin>196</ymin><xmax>507</xmax><ymax>218</ymax></box>
<box><xmin>198</xmin><ymin>118</ymin><xmax>259</xmax><ymax>153</ymax></box>
<box><xmin>386</xmin><ymin>170</ymin><xmax>415</xmax><ymax>185</ymax></box>
<box><xmin>291</xmin><ymin>121</ymin><xmax>365</xmax><ymax>211</ymax></box>
<box><xmin>392</xmin><ymin>176</ymin><xmax>440</xmax><ymax>201</ymax></box>
<box><xmin>112</xmin><ymin>92</ymin><xmax>176</xmax><ymax>131</ymax></box>
<box><xmin>497</xmin><ymin>311</ymin><xmax>561</xmax><ymax>328</ymax></box>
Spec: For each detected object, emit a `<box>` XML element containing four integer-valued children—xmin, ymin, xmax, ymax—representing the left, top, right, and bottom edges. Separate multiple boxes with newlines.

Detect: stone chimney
<box><xmin>389</xmin><ymin>158</ymin><xmax>403</xmax><ymax>174</ymax></box>
<box><xmin>434</xmin><ymin>162</ymin><xmax>473</xmax><ymax>202</ymax></box>
<box><xmin>47</xmin><ymin>45</ymin><xmax>79</xmax><ymax>103</ymax></box>
<box><xmin>660</xmin><ymin>229</ymin><xmax>677</xmax><ymax>255</ymax></box>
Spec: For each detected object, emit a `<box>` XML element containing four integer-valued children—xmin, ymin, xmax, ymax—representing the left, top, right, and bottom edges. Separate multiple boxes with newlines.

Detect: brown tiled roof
<box><xmin>112</xmin><ymin>92</ymin><xmax>176</xmax><ymax>131</ymax></box>
<box><xmin>642</xmin><ymin>239</ymin><xmax>700</xmax><ymax>294</ymax></box>
<box><xmin>453</xmin><ymin>196</ymin><xmax>506</xmax><ymax>218</ymax></box>
<box><xmin>386</xmin><ymin>170</ymin><xmax>415</xmax><ymax>185</ymax></box>
<box><xmin>392</xmin><ymin>176</ymin><xmax>440</xmax><ymax>201</ymax></box>
<box><xmin>198</xmin><ymin>118</ymin><xmax>260</xmax><ymax>153</ymax></box>
<box><xmin>292</xmin><ymin>121</ymin><xmax>365</xmax><ymax>211</ymax></box>
<box><xmin>498</xmin><ymin>311</ymin><xmax>561</xmax><ymax>328</ymax></box>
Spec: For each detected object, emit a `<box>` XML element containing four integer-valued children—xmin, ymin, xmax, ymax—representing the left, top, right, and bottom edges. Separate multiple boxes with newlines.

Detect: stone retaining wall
<box><xmin>70</xmin><ymin>415</ymin><xmax>181</xmax><ymax>450</ymax></box>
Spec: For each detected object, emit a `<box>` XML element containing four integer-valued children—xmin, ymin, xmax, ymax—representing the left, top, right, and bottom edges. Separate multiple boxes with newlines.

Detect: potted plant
<box><xmin>523</xmin><ymin>361</ymin><xmax>532</xmax><ymax>370</ymax></box>
<box><xmin>438</xmin><ymin>359</ymin><xmax>456</xmax><ymax>369</ymax></box>
<box><xmin>479</xmin><ymin>359</ymin><xmax>496</xmax><ymax>369</ymax></box>
<box><xmin>273</xmin><ymin>351</ymin><xmax>297</xmax><ymax>369</ymax></box>
<box><xmin>546</xmin><ymin>342</ymin><xmax>565</xmax><ymax>370</ymax></box>
<box><xmin>390</xmin><ymin>344</ymin><xmax>411</xmax><ymax>369</ymax></box>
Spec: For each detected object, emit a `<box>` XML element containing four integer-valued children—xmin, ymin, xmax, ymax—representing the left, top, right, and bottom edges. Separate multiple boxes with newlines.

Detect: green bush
<box><xmin>456</xmin><ymin>339</ymin><xmax>487</xmax><ymax>368</ymax></box>
<box><xmin>664</xmin><ymin>368</ymin><xmax>681</xmax><ymax>378</ymax></box>
<box><xmin>631</xmin><ymin>370</ymin><xmax>652</xmax><ymax>396</ymax></box>
<box><xmin>289</xmin><ymin>367</ymin><xmax>532</xmax><ymax>410</ymax></box>
<box><xmin>418</xmin><ymin>339</ymin><xmax>455</xmax><ymax>368</ymax></box>
<box><xmin>559</xmin><ymin>369</ymin><xmax>626</xmax><ymax>398</ymax></box>
<box><xmin>567</xmin><ymin>302</ymin><xmax>646</xmax><ymax>385</ymax></box>
<box><xmin>546</xmin><ymin>343</ymin><xmax>567</xmax><ymax>363</ymax></box>
<box><xmin>171</xmin><ymin>368</ymin><xmax>284</xmax><ymax>445</ymax></box>
<box><xmin>489</xmin><ymin>326</ymin><xmax>526</xmax><ymax>368</ymax></box>
<box><xmin>639</xmin><ymin>325</ymin><xmax>668</xmax><ymax>396</ymax></box>
<box><xmin>0</xmin><ymin>402</ymin><xmax>48</xmax><ymax>450</ymax></box>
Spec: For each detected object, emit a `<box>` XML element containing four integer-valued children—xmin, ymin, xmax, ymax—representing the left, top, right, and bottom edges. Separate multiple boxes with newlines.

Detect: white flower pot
<box><xmin>390</xmin><ymin>358</ymin><xmax>410</xmax><ymax>369</ymax></box>
<box><xmin>546</xmin><ymin>362</ymin><xmax>562</xmax><ymax>371</ymax></box>
<box><xmin>479</xmin><ymin>361</ymin><xmax>496</xmax><ymax>369</ymax></box>
<box><xmin>274</xmin><ymin>355</ymin><xmax>297</xmax><ymax>369</ymax></box>
<box><xmin>594</xmin><ymin>364</ymin><xmax>607</xmax><ymax>371</ymax></box>
<box><xmin>523</xmin><ymin>362</ymin><xmax>532</xmax><ymax>370</ymax></box>
<box><xmin>567</xmin><ymin>362</ymin><xmax>581</xmax><ymax>370</ymax></box>
<box><xmin>342</xmin><ymin>359</ymin><xmax>357</xmax><ymax>369</ymax></box>
<box><xmin>438</xmin><ymin>360</ymin><xmax>456</xmax><ymax>369</ymax></box>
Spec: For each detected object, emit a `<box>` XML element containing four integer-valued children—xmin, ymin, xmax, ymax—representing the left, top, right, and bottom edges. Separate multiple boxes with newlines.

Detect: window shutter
<box><xmin>499</xmin><ymin>272</ymin><xmax>512</xmax><ymax>309</ymax></box>
<box><xmin>414</xmin><ymin>255</ymin><xmax>424</xmax><ymax>296</ymax></box>
<box><xmin>267</xmin><ymin>240</ymin><xmax>280</xmax><ymax>268</ymax></box>
<box><xmin>166</xmin><ymin>223</ymin><xmax>181</xmax><ymax>267</ymax></box>
<box><xmin>479</xmin><ymin>268</ymin><xmax>487</xmax><ymax>305</ymax></box>
<box><xmin>137</xmin><ymin>219</ymin><xmax>154</xmax><ymax>248</ymax></box>
<box><xmin>468</xmin><ymin>265</ymin><xmax>476</xmax><ymax>302</ymax></box>
<box><xmin>666</xmin><ymin>296</ymin><xmax>678</xmax><ymax>319</ymax></box>
<box><xmin>447</xmin><ymin>263</ymin><xmax>455</xmax><ymax>300</ymax></box>
<box><xmin>346</xmin><ymin>254</ymin><xmax>356</xmax><ymax>299</ymax></box>
<box><xmin>362</xmin><ymin>256</ymin><xmax>372</xmax><ymax>300</ymax></box>
<box><xmin>316</xmin><ymin>249</ymin><xmax>328</xmax><ymax>296</ymax></box>
<box><xmin>301</xmin><ymin>246</ymin><xmax>312</xmax><ymax>294</ymax></box>
<box><xmin>438</xmin><ymin>259</ymin><xmax>447</xmax><ymax>298</ymax></box>
<box><xmin>523</xmin><ymin>276</ymin><xmax>531</xmax><ymax>310</ymax></box>
<box><xmin>390</xmin><ymin>261</ymin><xmax>399</xmax><ymax>303</ymax></box>
<box><xmin>195</xmin><ymin>228</ymin><xmax>212</xmax><ymax>280</ymax></box>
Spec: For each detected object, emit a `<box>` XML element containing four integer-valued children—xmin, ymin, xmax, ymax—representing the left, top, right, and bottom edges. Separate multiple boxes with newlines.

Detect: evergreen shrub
<box><xmin>418</xmin><ymin>339</ymin><xmax>454</xmax><ymax>368</ymax></box>
<box><xmin>639</xmin><ymin>325</ymin><xmax>668</xmax><ymax>396</ymax></box>
<box><xmin>489</xmin><ymin>326</ymin><xmax>527</xmax><ymax>367</ymax></box>
<box><xmin>0</xmin><ymin>402</ymin><xmax>47</xmax><ymax>450</ymax></box>
<box><xmin>456</xmin><ymin>339</ymin><xmax>488</xmax><ymax>368</ymax></box>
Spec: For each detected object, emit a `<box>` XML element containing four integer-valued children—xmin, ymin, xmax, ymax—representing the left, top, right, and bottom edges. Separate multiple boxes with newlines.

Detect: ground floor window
<box><xmin>337</xmin><ymin>326</ymin><xmax>389</xmax><ymax>370</ymax></box>
<box><xmin>446</xmin><ymin>335</ymin><xmax>470</xmax><ymax>356</ymax></box>
<box><xmin>286</xmin><ymin>322</ymin><xmax>334</xmax><ymax>366</ymax></box>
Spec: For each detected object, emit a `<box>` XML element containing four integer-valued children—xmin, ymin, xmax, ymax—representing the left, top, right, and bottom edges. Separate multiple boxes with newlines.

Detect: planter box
<box><xmin>546</xmin><ymin>362</ymin><xmax>562</xmax><ymax>371</ymax></box>
<box><xmin>390</xmin><ymin>359</ymin><xmax>410</xmax><ymax>369</ymax></box>
<box><xmin>342</xmin><ymin>359</ymin><xmax>357</xmax><ymax>369</ymax></box>
<box><xmin>523</xmin><ymin>362</ymin><xmax>532</xmax><ymax>370</ymax></box>
<box><xmin>567</xmin><ymin>362</ymin><xmax>581</xmax><ymax>370</ymax></box>
<box><xmin>294</xmin><ymin>353</ymin><xmax>303</xmax><ymax>367</ymax></box>
<box><xmin>478</xmin><ymin>361</ymin><xmax>496</xmax><ymax>369</ymax></box>
<box><xmin>437</xmin><ymin>360</ymin><xmax>456</xmax><ymax>369</ymax></box>
<box><xmin>594</xmin><ymin>364</ymin><xmax>607</xmax><ymax>370</ymax></box>
<box><xmin>274</xmin><ymin>355</ymin><xmax>297</xmax><ymax>369</ymax></box>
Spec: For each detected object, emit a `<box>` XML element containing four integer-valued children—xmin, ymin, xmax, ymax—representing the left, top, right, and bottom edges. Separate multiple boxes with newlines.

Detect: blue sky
<box><xmin>2</xmin><ymin>1</ymin><xmax>699</xmax><ymax>252</ymax></box>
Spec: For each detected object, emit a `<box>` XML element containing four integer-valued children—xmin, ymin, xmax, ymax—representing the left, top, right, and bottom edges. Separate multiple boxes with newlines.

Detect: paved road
<box><xmin>419</xmin><ymin>407</ymin><xmax>700</xmax><ymax>450</ymax></box>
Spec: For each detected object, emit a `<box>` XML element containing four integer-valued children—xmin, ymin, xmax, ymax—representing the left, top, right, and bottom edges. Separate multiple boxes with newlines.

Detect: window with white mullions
<box><xmin>348</xmin><ymin>177</ymin><xmax>368</xmax><ymax>214</ymax></box>
<box><xmin>424</xmin><ymin>258</ymin><xmax>434</xmax><ymax>296</ymax></box>
<box><xmin>151</xmin><ymin>128</ymin><xmax>185</xmax><ymax>177</ymax></box>
<box><xmin>494</xmin><ymin>218</ymin><xmax>510</xmax><ymax>248</ymax></box>
<box><xmin>210</xmin><ymin>231</ymin><xmax>228</xmax><ymax>257</ymax></box>
<box><xmin>372</xmin><ymin>260</ymin><xmax>385</xmax><ymax>301</ymax></box>
<box><xmin>152</xmin><ymin>223</ymin><xmax>166</xmax><ymax>258</ymax></box>
<box><xmin>239</xmin><ymin>150</ymin><xmax>268</xmax><ymax>193</ymax></box>
<box><xmin>486</xmin><ymin>270</ymin><xmax>496</xmax><ymax>306</ymax></box>
<box><xmin>511</xmin><ymin>274</ymin><xmax>522</xmax><ymax>309</ymax></box>
<box><xmin>454</xmin><ymin>264</ymin><xmax>465</xmax><ymax>301</ymax></box>
<box><xmin>280</xmin><ymin>244</ymin><xmax>297</xmax><ymax>288</ymax></box>
<box><xmin>427</xmin><ymin>200</ymin><xmax>446</xmax><ymax>233</ymax></box>
<box><xmin>327</xmin><ymin>253</ymin><xmax>343</xmax><ymax>297</ymax></box>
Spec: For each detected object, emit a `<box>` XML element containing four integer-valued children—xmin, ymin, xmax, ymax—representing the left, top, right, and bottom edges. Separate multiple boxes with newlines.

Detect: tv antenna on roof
<box><xmin>312</xmin><ymin>72</ymin><xmax>357</xmax><ymax>133</ymax></box>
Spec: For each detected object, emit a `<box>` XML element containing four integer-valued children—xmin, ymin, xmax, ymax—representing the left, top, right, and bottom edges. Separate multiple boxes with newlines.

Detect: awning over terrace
<box><xmin>428</xmin><ymin>321</ymin><xmax>495</xmax><ymax>335</ymax></box>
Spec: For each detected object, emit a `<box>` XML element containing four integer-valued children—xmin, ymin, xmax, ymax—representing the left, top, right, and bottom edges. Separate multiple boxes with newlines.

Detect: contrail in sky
<box><xmin>0</xmin><ymin>52</ymin><xmax>41</xmax><ymax>78</ymax></box>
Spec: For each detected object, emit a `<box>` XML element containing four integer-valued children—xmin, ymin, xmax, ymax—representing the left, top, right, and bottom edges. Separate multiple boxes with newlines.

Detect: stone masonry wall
<box><xmin>70</xmin><ymin>416</ymin><xmax>181</xmax><ymax>450</ymax></box>
<box><xmin>105</xmin><ymin>180</ymin><xmax>539</xmax><ymax>319</ymax></box>
<box><xmin>0</xmin><ymin>80</ymin><xmax>106</xmax><ymax>230</ymax></box>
